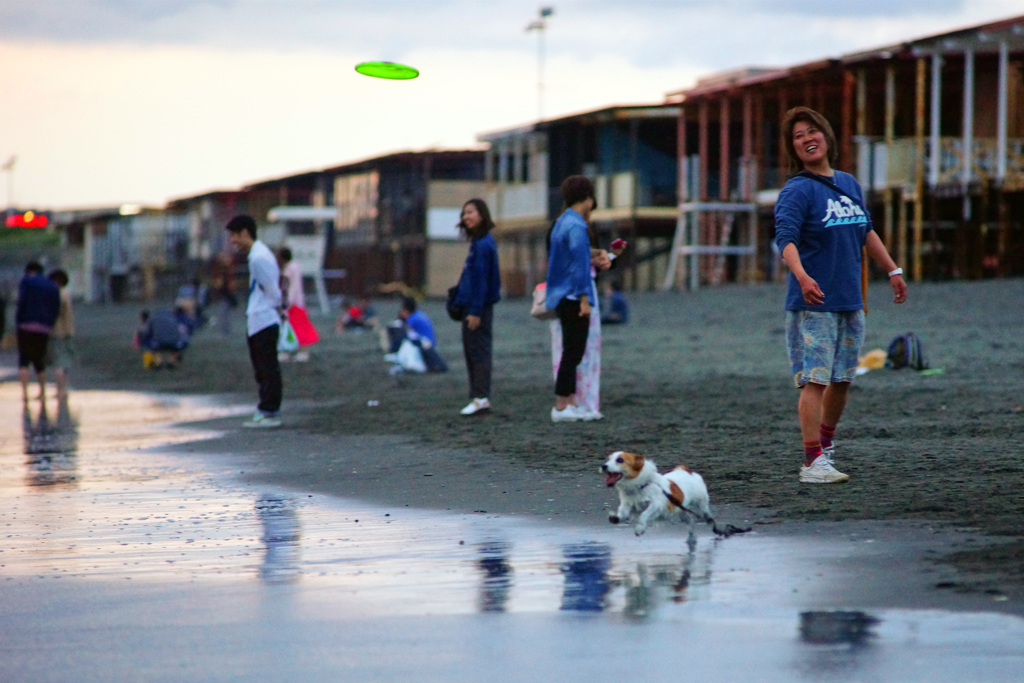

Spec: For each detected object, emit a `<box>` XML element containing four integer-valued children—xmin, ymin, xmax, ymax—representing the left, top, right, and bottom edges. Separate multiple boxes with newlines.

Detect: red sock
<box><xmin>820</xmin><ymin>423</ymin><xmax>836</xmax><ymax>449</ymax></box>
<box><xmin>804</xmin><ymin>441</ymin><xmax>822</xmax><ymax>467</ymax></box>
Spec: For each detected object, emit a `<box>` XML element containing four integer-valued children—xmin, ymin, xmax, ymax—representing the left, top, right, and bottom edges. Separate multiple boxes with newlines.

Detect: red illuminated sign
<box><xmin>5</xmin><ymin>211</ymin><xmax>49</xmax><ymax>228</ymax></box>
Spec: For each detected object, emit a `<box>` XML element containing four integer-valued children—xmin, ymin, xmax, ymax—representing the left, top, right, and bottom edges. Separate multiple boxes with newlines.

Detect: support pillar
<box><xmin>962</xmin><ymin>49</ymin><xmax>975</xmax><ymax>221</ymax></box>
<box><xmin>914</xmin><ymin>57</ymin><xmax>926</xmax><ymax>282</ymax></box>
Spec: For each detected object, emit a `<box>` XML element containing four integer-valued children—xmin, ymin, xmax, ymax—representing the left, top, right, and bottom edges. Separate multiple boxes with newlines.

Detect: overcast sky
<box><xmin>1</xmin><ymin>0</ymin><xmax>1020</xmax><ymax>209</ymax></box>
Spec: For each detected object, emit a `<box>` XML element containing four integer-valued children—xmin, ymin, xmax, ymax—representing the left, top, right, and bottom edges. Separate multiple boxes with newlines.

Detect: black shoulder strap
<box><xmin>796</xmin><ymin>171</ymin><xmax>872</xmax><ymax>227</ymax></box>
<box><xmin>796</xmin><ymin>170</ymin><xmax>858</xmax><ymax>203</ymax></box>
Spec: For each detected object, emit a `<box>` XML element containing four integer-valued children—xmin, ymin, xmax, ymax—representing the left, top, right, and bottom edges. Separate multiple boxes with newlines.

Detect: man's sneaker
<box><xmin>460</xmin><ymin>398</ymin><xmax>490</xmax><ymax>416</ymax></box>
<box><xmin>551</xmin><ymin>405</ymin><xmax>589</xmax><ymax>423</ymax></box>
<box><xmin>799</xmin><ymin>455</ymin><xmax>849</xmax><ymax>483</ymax></box>
<box><xmin>244</xmin><ymin>412</ymin><xmax>282</xmax><ymax>429</ymax></box>
<box><xmin>821</xmin><ymin>443</ymin><xmax>835</xmax><ymax>465</ymax></box>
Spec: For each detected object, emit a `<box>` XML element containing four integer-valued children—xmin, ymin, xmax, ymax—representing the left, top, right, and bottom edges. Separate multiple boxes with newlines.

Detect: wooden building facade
<box><xmin>666</xmin><ymin>14</ymin><xmax>1024</xmax><ymax>287</ymax></box>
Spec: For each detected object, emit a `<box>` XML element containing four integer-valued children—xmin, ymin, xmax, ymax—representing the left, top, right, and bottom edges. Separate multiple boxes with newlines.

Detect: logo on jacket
<box><xmin>822</xmin><ymin>197</ymin><xmax>867</xmax><ymax>228</ymax></box>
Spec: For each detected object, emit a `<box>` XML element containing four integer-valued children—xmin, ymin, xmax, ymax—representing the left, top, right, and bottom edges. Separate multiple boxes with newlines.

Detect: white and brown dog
<box><xmin>602</xmin><ymin>451</ymin><xmax>738</xmax><ymax>541</ymax></box>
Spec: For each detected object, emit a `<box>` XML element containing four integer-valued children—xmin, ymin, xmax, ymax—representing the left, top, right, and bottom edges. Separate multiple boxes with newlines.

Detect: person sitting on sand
<box><xmin>335</xmin><ymin>296</ymin><xmax>377</xmax><ymax>333</ymax></box>
<box><xmin>383</xmin><ymin>296</ymin><xmax>447</xmax><ymax>374</ymax></box>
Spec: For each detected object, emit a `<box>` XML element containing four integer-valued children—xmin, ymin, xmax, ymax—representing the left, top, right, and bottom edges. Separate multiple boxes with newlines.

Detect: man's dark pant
<box><xmin>461</xmin><ymin>306</ymin><xmax>493</xmax><ymax>399</ymax></box>
<box><xmin>555</xmin><ymin>298</ymin><xmax>589</xmax><ymax>397</ymax></box>
<box><xmin>247</xmin><ymin>324</ymin><xmax>282</xmax><ymax>414</ymax></box>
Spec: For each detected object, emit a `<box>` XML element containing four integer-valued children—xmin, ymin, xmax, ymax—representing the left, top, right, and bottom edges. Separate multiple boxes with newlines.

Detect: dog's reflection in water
<box><xmin>619</xmin><ymin>546</ymin><xmax>715</xmax><ymax>619</ymax></box>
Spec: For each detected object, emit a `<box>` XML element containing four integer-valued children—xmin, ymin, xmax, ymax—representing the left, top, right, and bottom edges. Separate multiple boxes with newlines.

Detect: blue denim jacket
<box><xmin>454</xmin><ymin>233</ymin><xmax>501</xmax><ymax>317</ymax></box>
<box><xmin>545</xmin><ymin>208</ymin><xmax>592</xmax><ymax>310</ymax></box>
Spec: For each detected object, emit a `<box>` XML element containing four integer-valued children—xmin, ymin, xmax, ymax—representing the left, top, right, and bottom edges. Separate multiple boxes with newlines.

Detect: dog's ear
<box><xmin>618</xmin><ymin>452</ymin><xmax>645</xmax><ymax>476</ymax></box>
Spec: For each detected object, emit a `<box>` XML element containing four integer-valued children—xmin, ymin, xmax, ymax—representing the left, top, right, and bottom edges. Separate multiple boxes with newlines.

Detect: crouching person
<box><xmin>138</xmin><ymin>308</ymin><xmax>190</xmax><ymax>369</ymax></box>
<box><xmin>384</xmin><ymin>296</ymin><xmax>447</xmax><ymax>374</ymax></box>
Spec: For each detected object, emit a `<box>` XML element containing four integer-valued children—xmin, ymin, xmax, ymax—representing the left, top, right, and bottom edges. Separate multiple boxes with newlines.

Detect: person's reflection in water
<box><xmin>796</xmin><ymin>610</ymin><xmax>880</xmax><ymax>676</ymax></box>
<box><xmin>476</xmin><ymin>540</ymin><xmax>513</xmax><ymax>613</ymax></box>
<box><xmin>559</xmin><ymin>543</ymin><xmax>612</xmax><ymax>612</ymax></box>
<box><xmin>255</xmin><ymin>495</ymin><xmax>301</xmax><ymax>584</ymax></box>
<box><xmin>800</xmin><ymin>611</ymin><xmax>879</xmax><ymax>646</ymax></box>
<box><xmin>23</xmin><ymin>393</ymin><xmax>78</xmax><ymax>488</ymax></box>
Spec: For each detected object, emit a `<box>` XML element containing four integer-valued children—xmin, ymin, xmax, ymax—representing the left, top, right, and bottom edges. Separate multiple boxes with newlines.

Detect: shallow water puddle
<box><xmin>1</xmin><ymin>385</ymin><xmax>1023</xmax><ymax>680</ymax></box>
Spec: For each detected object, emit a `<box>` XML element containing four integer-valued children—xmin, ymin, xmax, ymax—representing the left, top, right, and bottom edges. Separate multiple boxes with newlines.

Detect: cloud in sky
<box><xmin>0</xmin><ymin>0</ymin><xmax>1020</xmax><ymax>209</ymax></box>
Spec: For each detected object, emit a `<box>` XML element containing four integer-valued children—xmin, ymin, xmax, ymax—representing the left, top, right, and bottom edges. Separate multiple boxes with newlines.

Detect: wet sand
<box><xmin>40</xmin><ymin>277</ymin><xmax>1024</xmax><ymax>611</ymax></box>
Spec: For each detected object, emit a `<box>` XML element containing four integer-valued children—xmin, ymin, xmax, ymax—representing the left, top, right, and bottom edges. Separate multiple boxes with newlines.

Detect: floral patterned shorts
<box><xmin>785</xmin><ymin>310</ymin><xmax>865</xmax><ymax>387</ymax></box>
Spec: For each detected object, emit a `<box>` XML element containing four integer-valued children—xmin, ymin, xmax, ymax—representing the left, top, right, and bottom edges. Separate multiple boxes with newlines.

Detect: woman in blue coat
<box><xmin>453</xmin><ymin>198</ymin><xmax>501</xmax><ymax>416</ymax></box>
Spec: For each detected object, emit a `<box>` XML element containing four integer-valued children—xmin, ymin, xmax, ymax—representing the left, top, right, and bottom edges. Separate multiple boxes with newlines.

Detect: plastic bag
<box><xmin>277</xmin><ymin>319</ymin><xmax>300</xmax><ymax>353</ymax></box>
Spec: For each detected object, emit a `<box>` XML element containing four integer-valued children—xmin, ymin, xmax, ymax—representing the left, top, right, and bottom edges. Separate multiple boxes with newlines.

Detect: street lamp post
<box><xmin>2</xmin><ymin>155</ymin><xmax>15</xmax><ymax>216</ymax></box>
<box><xmin>526</xmin><ymin>7</ymin><xmax>554</xmax><ymax>121</ymax></box>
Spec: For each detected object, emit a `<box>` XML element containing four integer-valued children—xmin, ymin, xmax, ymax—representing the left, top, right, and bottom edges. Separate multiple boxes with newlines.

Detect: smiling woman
<box><xmin>773</xmin><ymin>106</ymin><xmax>907</xmax><ymax>486</ymax></box>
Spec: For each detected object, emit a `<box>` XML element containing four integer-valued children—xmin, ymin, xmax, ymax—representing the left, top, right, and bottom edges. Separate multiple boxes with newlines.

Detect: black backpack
<box><xmin>886</xmin><ymin>332</ymin><xmax>928</xmax><ymax>370</ymax></box>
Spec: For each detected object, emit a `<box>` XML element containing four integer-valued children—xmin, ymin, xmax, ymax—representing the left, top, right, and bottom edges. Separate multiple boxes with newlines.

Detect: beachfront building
<box><xmin>665</xmin><ymin>13</ymin><xmax>1024</xmax><ymax>288</ymax></box>
<box><xmin>478</xmin><ymin>104</ymin><xmax>679</xmax><ymax>294</ymax></box>
<box><xmin>323</xmin><ymin>150</ymin><xmax>485</xmax><ymax>298</ymax></box>
<box><xmin>45</xmin><ymin>205</ymin><xmax>180</xmax><ymax>303</ymax></box>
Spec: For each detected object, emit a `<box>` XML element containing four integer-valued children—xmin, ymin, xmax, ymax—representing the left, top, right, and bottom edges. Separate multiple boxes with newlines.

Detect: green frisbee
<box><xmin>355</xmin><ymin>61</ymin><xmax>420</xmax><ymax>80</ymax></box>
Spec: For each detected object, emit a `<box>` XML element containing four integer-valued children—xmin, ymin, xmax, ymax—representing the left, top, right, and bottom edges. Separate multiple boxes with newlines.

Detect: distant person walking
<box><xmin>277</xmin><ymin>247</ymin><xmax>318</xmax><ymax>362</ymax></box>
<box><xmin>775</xmin><ymin>106</ymin><xmax>907</xmax><ymax>484</ymax></box>
<box><xmin>15</xmin><ymin>261</ymin><xmax>61</xmax><ymax>402</ymax></box>
<box><xmin>451</xmin><ymin>198</ymin><xmax>501</xmax><ymax>416</ymax></box>
<box><xmin>211</xmin><ymin>250</ymin><xmax>238</xmax><ymax>338</ymax></box>
<box><xmin>226</xmin><ymin>215</ymin><xmax>285</xmax><ymax>428</ymax></box>
<box><xmin>47</xmin><ymin>269</ymin><xmax>75</xmax><ymax>399</ymax></box>
<box><xmin>545</xmin><ymin>175</ymin><xmax>601</xmax><ymax>423</ymax></box>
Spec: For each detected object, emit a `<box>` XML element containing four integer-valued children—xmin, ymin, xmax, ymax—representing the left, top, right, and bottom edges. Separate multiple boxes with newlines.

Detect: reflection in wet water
<box><xmin>796</xmin><ymin>611</ymin><xmax>881</xmax><ymax>678</ymax></box>
<box><xmin>477</xmin><ymin>540</ymin><xmax>513</xmax><ymax>612</ymax></box>
<box><xmin>22</xmin><ymin>393</ymin><xmax>79</xmax><ymax>488</ymax></box>
<box><xmin>560</xmin><ymin>543</ymin><xmax>612</xmax><ymax>612</ymax></box>
<box><xmin>256</xmin><ymin>495</ymin><xmax>302</xmax><ymax>584</ymax></box>
<box><xmin>800</xmin><ymin>610</ymin><xmax>880</xmax><ymax>647</ymax></box>
<box><xmin>1</xmin><ymin>383</ymin><xmax>1023</xmax><ymax>682</ymax></box>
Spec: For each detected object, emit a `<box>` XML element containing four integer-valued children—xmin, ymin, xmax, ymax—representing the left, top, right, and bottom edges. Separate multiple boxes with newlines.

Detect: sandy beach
<box><xmin>34</xmin><ymin>276</ymin><xmax>1024</xmax><ymax>612</ymax></box>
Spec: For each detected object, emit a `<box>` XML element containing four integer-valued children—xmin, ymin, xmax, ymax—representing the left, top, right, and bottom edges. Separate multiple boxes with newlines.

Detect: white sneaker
<box><xmin>278</xmin><ymin>352</ymin><xmax>291</xmax><ymax>362</ymax></box>
<box><xmin>243</xmin><ymin>412</ymin><xmax>282</xmax><ymax>429</ymax></box>
<box><xmin>799</xmin><ymin>455</ymin><xmax>849</xmax><ymax>483</ymax></box>
<box><xmin>576</xmin><ymin>407</ymin><xmax>603</xmax><ymax>421</ymax></box>
<box><xmin>295</xmin><ymin>351</ymin><xmax>310</xmax><ymax>362</ymax></box>
<box><xmin>460</xmin><ymin>398</ymin><xmax>490</xmax><ymax>416</ymax></box>
<box><xmin>551</xmin><ymin>405</ymin><xmax>588</xmax><ymax>423</ymax></box>
<box><xmin>821</xmin><ymin>443</ymin><xmax>835</xmax><ymax>465</ymax></box>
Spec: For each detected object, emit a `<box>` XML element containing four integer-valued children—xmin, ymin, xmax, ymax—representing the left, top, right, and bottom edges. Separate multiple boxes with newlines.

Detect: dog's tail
<box><xmin>661</xmin><ymin>490</ymin><xmax>752</xmax><ymax>538</ymax></box>
<box><xmin>711</xmin><ymin>521</ymin><xmax>752</xmax><ymax>537</ymax></box>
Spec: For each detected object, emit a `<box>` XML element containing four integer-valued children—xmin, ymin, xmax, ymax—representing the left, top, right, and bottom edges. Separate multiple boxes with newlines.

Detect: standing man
<box><xmin>226</xmin><ymin>215</ymin><xmax>284</xmax><ymax>428</ymax></box>
<box><xmin>15</xmin><ymin>261</ymin><xmax>61</xmax><ymax>402</ymax></box>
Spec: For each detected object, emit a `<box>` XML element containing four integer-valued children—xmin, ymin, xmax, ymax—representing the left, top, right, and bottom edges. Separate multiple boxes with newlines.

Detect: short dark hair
<box><xmin>279</xmin><ymin>247</ymin><xmax>293</xmax><ymax>262</ymax></box>
<box><xmin>225</xmin><ymin>214</ymin><xmax>257</xmax><ymax>238</ymax></box>
<box><xmin>400</xmin><ymin>296</ymin><xmax>417</xmax><ymax>313</ymax></box>
<box><xmin>560</xmin><ymin>175</ymin><xmax>596</xmax><ymax>208</ymax></box>
<box><xmin>458</xmin><ymin>198</ymin><xmax>495</xmax><ymax>236</ymax></box>
<box><xmin>25</xmin><ymin>261</ymin><xmax>44</xmax><ymax>275</ymax></box>
<box><xmin>781</xmin><ymin>106</ymin><xmax>838</xmax><ymax>170</ymax></box>
<box><xmin>48</xmin><ymin>269</ymin><xmax>69</xmax><ymax>287</ymax></box>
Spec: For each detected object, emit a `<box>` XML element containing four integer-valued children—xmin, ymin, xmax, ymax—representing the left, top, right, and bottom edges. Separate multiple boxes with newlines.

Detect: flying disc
<box><xmin>355</xmin><ymin>61</ymin><xmax>420</xmax><ymax>80</ymax></box>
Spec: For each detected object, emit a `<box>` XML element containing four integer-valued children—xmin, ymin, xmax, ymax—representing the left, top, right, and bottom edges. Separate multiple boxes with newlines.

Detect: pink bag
<box><xmin>531</xmin><ymin>283</ymin><xmax>556</xmax><ymax>320</ymax></box>
<box><xmin>287</xmin><ymin>306</ymin><xmax>319</xmax><ymax>346</ymax></box>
